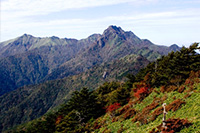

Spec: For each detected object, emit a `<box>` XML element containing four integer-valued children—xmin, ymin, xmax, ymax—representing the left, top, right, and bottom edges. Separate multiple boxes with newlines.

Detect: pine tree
<box><xmin>135</xmin><ymin>43</ymin><xmax>200</xmax><ymax>87</ymax></box>
<box><xmin>67</xmin><ymin>88</ymin><xmax>103</xmax><ymax>124</ymax></box>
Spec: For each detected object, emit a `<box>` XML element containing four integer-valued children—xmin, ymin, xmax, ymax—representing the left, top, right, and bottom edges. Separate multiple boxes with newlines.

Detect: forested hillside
<box><xmin>6</xmin><ymin>43</ymin><xmax>199</xmax><ymax>133</ymax></box>
<box><xmin>0</xmin><ymin>54</ymin><xmax>149</xmax><ymax>132</ymax></box>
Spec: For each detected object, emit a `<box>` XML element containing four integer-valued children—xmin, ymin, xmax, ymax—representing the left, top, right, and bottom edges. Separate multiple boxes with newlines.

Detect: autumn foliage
<box><xmin>134</xmin><ymin>87</ymin><xmax>149</xmax><ymax>100</ymax></box>
<box><xmin>106</xmin><ymin>102</ymin><xmax>121</xmax><ymax>113</ymax></box>
<box><xmin>55</xmin><ymin>115</ymin><xmax>63</xmax><ymax>125</ymax></box>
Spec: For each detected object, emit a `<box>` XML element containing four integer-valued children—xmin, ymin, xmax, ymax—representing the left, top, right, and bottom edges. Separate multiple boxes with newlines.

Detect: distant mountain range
<box><xmin>0</xmin><ymin>25</ymin><xmax>181</xmax><ymax>132</ymax></box>
<box><xmin>0</xmin><ymin>25</ymin><xmax>180</xmax><ymax>96</ymax></box>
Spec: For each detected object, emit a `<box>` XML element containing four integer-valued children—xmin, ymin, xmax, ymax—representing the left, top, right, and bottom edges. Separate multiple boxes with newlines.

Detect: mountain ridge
<box><xmin>45</xmin><ymin>25</ymin><xmax>178</xmax><ymax>81</ymax></box>
<box><xmin>0</xmin><ymin>25</ymin><xmax>181</xmax><ymax>96</ymax></box>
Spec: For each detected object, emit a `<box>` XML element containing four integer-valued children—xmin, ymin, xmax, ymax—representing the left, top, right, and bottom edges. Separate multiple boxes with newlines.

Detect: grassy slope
<box><xmin>97</xmin><ymin>83</ymin><xmax>200</xmax><ymax>133</ymax></box>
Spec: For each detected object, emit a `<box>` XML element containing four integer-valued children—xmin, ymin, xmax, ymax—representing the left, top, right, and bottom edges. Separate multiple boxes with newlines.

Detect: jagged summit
<box><xmin>22</xmin><ymin>33</ymin><xmax>32</xmax><ymax>37</ymax></box>
<box><xmin>107</xmin><ymin>25</ymin><xmax>124</xmax><ymax>32</ymax></box>
<box><xmin>19</xmin><ymin>33</ymin><xmax>34</xmax><ymax>39</ymax></box>
<box><xmin>103</xmin><ymin>25</ymin><xmax>125</xmax><ymax>36</ymax></box>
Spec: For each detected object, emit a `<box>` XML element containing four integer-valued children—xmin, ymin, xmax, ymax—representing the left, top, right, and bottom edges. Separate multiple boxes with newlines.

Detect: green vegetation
<box><xmin>0</xmin><ymin>25</ymin><xmax>186</xmax><ymax>132</ymax></box>
<box><xmin>4</xmin><ymin>43</ymin><xmax>199</xmax><ymax>133</ymax></box>
<box><xmin>135</xmin><ymin>43</ymin><xmax>200</xmax><ymax>87</ymax></box>
<box><xmin>0</xmin><ymin>54</ymin><xmax>148</xmax><ymax>132</ymax></box>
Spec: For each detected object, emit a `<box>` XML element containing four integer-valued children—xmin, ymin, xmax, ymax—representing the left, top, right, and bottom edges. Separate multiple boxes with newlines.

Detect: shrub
<box><xmin>160</xmin><ymin>86</ymin><xmax>166</xmax><ymax>93</ymax></box>
<box><xmin>183</xmin><ymin>93</ymin><xmax>192</xmax><ymax>99</ymax></box>
<box><xmin>93</xmin><ymin>121</ymin><xmax>101</xmax><ymax>130</ymax></box>
<box><xmin>178</xmin><ymin>85</ymin><xmax>186</xmax><ymax>93</ymax></box>
<box><xmin>118</xmin><ymin>104</ymin><xmax>131</xmax><ymax>115</ymax></box>
<box><xmin>166</xmin><ymin>99</ymin><xmax>186</xmax><ymax>112</ymax></box>
<box><xmin>123</xmin><ymin>108</ymin><xmax>137</xmax><ymax>120</ymax></box>
<box><xmin>134</xmin><ymin>87</ymin><xmax>149</xmax><ymax>101</ymax></box>
<box><xmin>55</xmin><ymin>115</ymin><xmax>63</xmax><ymax>125</ymax></box>
<box><xmin>132</xmin><ymin>100</ymin><xmax>160</xmax><ymax>124</ymax></box>
<box><xmin>185</xmin><ymin>70</ymin><xmax>200</xmax><ymax>87</ymax></box>
<box><xmin>150</xmin><ymin>118</ymin><xmax>192</xmax><ymax>133</ymax></box>
<box><xmin>106</xmin><ymin>103</ymin><xmax>121</xmax><ymax>113</ymax></box>
<box><xmin>102</xmin><ymin>128</ymin><xmax>112</xmax><ymax>133</ymax></box>
<box><xmin>117</xmin><ymin>124</ymin><xmax>127</xmax><ymax>133</ymax></box>
<box><xmin>165</xmin><ymin>85</ymin><xmax>177</xmax><ymax>92</ymax></box>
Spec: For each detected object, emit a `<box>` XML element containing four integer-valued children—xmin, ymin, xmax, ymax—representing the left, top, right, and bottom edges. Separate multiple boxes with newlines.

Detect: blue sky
<box><xmin>1</xmin><ymin>0</ymin><xmax>200</xmax><ymax>46</ymax></box>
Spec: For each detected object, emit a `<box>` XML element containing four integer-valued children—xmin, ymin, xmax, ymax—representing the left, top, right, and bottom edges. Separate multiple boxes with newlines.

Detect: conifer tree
<box><xmin>135</xmin><ymin>43</ymin><xmax>200</xmax><ymax>87</ymax></box>
<box><xmin>67</xmin><ymin>88</ymin><xmax>103</xmax><ymax>124</ymax></box>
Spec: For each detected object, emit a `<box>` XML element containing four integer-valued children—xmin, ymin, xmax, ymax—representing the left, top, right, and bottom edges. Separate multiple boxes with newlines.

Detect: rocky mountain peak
<box><xmin>20</xmin><ymin>33</ymin><xmax>34</xmax><ymax>40</ymax></box>
<box><xmin>103</xmin><ymin>25</ymin><xmax>125</xmax><ymax>36</ymax></box>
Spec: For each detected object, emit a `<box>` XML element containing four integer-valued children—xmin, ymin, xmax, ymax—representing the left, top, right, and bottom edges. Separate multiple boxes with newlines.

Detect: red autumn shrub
<box><xmin>106</xmin><ymin>102</ymin><xmax>121</xmax><ymax>113</ymax></box>
<box><xmin>134</xmin><ymin>87</ymin><xmax>149</xmax><ymax>99</ymax></box>
<box><xmin>55</xmin><ymin>115</ymin><xmax>63</xmax><ymax>125</ymax></box>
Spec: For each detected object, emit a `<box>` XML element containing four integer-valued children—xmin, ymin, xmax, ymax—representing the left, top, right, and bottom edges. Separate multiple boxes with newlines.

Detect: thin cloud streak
<box><xmin>3</xmin><ymin>8</ymin><xmax>198</xmax><ymax>29</ymax></box>
<box><xmin>1</xmin><ymin>0</ymin><xmax>199</xmax><ymax>46</ymax></box>
<box><xmin>2</xmin><ymin>0</ymin><xmax>153</xmax><ymax>18</ymax></box>
<box><xmin>1</xmin><ymin>8</ymin><xmax>200</xmax><ymax>40</ymax></box>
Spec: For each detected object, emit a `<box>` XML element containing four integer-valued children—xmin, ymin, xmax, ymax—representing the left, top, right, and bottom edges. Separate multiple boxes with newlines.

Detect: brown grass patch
<box><xmin>150</xmin><ymin>118</ymin><xmax>192</xmax><ymax>133</ymax></box>
<box><xmin>150</xmin><ymin>99</ymin><xmax>186</xmax><ymax>121</ymax></box>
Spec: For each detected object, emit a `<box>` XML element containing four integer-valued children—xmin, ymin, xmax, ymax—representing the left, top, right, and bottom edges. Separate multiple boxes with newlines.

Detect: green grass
<box><xmin>96</xmin><ymin>83</ymin><xmax>200</xmax><ymax>133</ymax></box>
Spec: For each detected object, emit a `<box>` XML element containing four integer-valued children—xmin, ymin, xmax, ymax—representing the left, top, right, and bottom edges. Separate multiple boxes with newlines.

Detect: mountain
<box><xmin>0</xmin><ymin>33</ymin><xmax>101</xmax><ymax>59</ymax></box>
<box><xmin>0</xmin><ymin>54</ymin><xmax>149</xmax><ymax>132</ymax></box>
<box><xmin>5</xmin><ymin>43</ymin><xmax>200</xmax><ymax>133</ymax></box>
<box><xmin>0</xmin><ymin>34</ymin><xmax>100</xmax><ymax>95</ymax></box>
<box><xmin>0</xmin><ymin>26</ymin><xmax>180</xmax><ymax>96</ymax></box>
<box><xmin>0</xmin><ymin>25</ymin><xmax>182</xmax><ymax>131</ymax></box>
<box><xmin>44</xmin><ymin>26</ymin><xmax>178</xmax><ymax>80</ymax></box>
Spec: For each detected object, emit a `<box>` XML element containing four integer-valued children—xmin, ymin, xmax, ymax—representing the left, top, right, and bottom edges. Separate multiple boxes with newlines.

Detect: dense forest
<box><xmin>6</xmin><ymin>43</ymin><xmax>200</xmax><ymax>133</ymax></box>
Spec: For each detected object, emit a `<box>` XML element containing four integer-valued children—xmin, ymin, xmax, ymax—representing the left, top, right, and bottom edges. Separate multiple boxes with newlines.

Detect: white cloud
<box><xmin>0</xmin><ymin>0</ymin><xmax>158</xmax><ymax>38</ymax></box>
<box><xmin>0</xmin><ymin>0</ymin><xmax>158</xmax><ymax>31</ymax></box>
<box><xmin>1</xmin><ymin>0</ymin><xmax>155</xmax><ymax>18</ymax></box>
<box><xmin>1</xmin><ymin>0</ymin><xmax>199</xmax><ymax>46</ymax></box>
